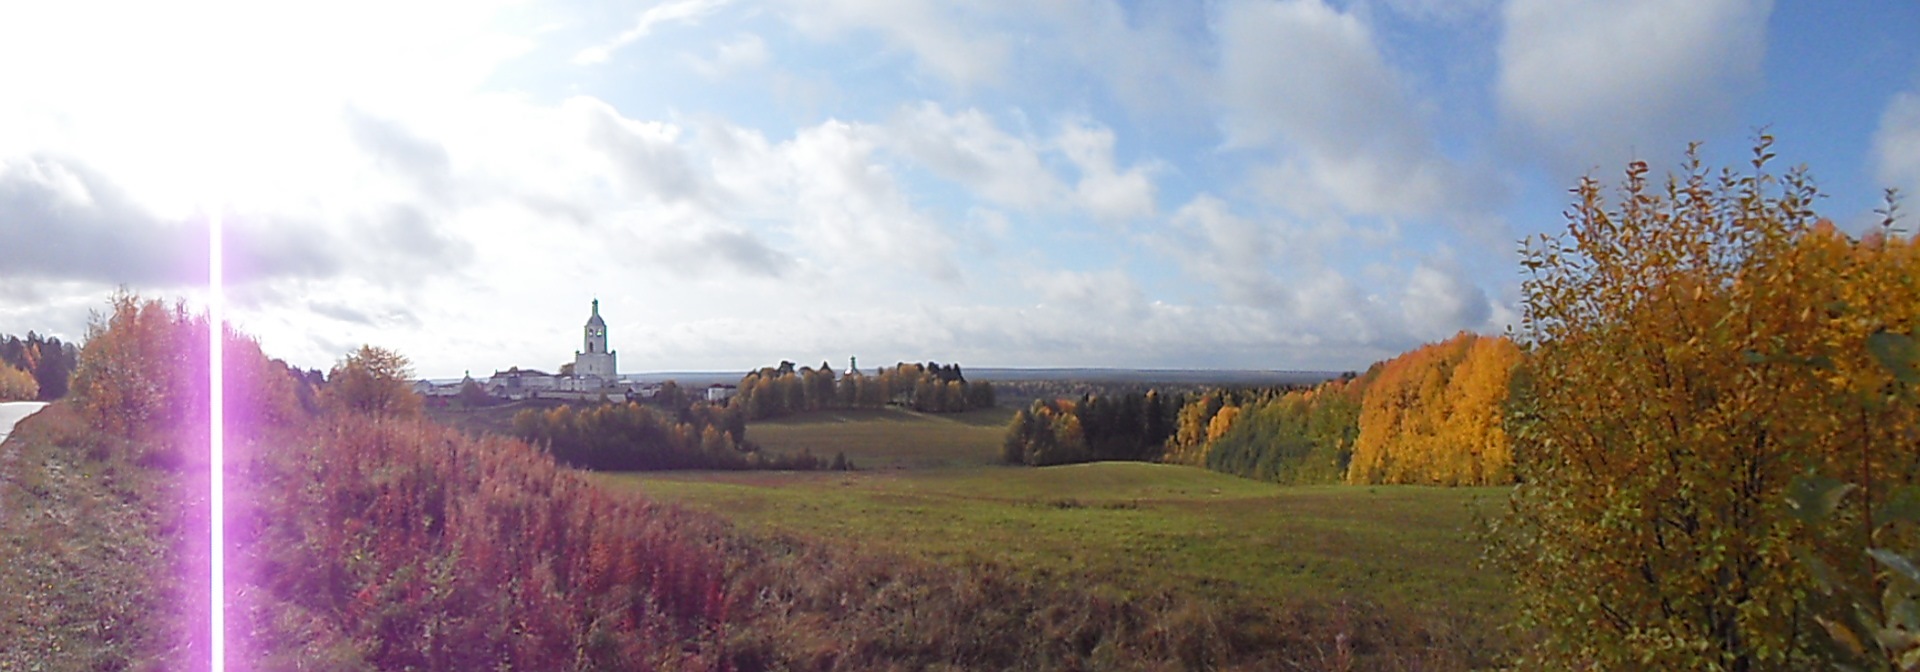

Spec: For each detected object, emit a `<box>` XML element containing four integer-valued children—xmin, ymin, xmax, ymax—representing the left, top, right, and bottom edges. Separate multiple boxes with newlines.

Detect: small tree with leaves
<box><xmin>456</xmin><ymin>378</ymin><xmax>492</xmax><ymax>408</ymax></box>
<box><xmin>1488</xmin><ymin>139</ymin><xmax>1920</xmax><ymax>669</ymax></box>
<box><xmin>321</xmin><ymin>345</ymin><xmax>423</xmax><ymax>418</ymax></box>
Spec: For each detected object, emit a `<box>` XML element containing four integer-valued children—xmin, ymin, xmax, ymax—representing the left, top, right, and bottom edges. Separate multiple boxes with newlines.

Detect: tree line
<box><xmin>510</xmin><ymin>400</ymin><xmax>848</xmax><ymax>471</ymax></box>
<box><xmin>0</xmin><ymin>331</ymin><xmax>78</xmax><ymax>401</ymax></box>
<box><xmin>1010</xmin><ymin>332</ymin><xmax>1523</xmax><ymax>486</ymax></box>
<box><xmin>1000</xmin><ymin>391</ymin><xmax>1182</xmax><ymax>466</ymax></box>
<box><xmin>734</xmin><ymin>360</ymin><xmax>995</xmax><ymax>419</ymax></box>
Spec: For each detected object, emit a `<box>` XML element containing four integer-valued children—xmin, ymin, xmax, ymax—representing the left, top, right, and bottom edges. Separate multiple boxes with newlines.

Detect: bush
<box><xmin>1487</xmin><ymin>140</ymin><xmax>1920</xmax><ymax>669</ymax></box>
<box><xmin>230</xmin><ymin>415</ymin><xmax>730</xmax><ymax>669</ymax></box>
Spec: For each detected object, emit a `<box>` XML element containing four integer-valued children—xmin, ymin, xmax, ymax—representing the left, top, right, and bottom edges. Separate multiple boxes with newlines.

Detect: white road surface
<box><xmin>0</xmin><ymin>401</ymin><xmax>48</xmax><ymax>445</ymax></box>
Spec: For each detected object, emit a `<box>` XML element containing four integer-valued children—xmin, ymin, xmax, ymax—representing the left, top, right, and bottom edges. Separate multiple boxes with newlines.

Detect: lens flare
<box><xmin>209</xmin><ymin>209</ymin><xmax>226</xmax><ymax>672</ymax></box>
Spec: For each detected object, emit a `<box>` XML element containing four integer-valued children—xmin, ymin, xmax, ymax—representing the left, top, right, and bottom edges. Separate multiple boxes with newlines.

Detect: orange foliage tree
<box><xmin>1487</xmin><ymin>140</ymin><xmax>1920</xmax><ymax>669</ymax></box>
<box><xmin>69</xmin><ymin>292</ymin><xmax>302</xmax><ymax>458</ymax></box>
<box><xmin>1345</xmin><ymin>332</ymin><xmax>1521</xmax><ymax>485</ymax></box>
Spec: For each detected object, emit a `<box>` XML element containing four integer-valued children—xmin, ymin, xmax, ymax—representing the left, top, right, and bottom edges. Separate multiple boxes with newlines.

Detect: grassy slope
<box><xmin>0</xmin><ymin>403</ymin><xmax>182</xmax><ymax>670</ymax></box>
<box><xmin>590</xmin><ymin>410</ymin><xmax>1514</xmax><ymax>656</ymax></box>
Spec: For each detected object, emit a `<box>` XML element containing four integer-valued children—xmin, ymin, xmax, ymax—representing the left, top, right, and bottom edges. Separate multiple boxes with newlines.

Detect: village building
<box><xmin>428</xmin><ymin>300</ymin><xmax>638</xmax><ymax>402</ymax></box>
<box><xmin>488</xmin><ymin>367</ymin><xmax>558</xmax><ymax>399</ymax></box>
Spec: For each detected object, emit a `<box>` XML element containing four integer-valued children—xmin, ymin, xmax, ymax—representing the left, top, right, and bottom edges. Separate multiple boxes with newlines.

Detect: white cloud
<box><xmin>575</xmin><ymin>0</ymin><xmax>731</xmax><ymax>64</ymax></box>
<box><xmin>1216</xmin><ymin>0</ymin><xmax>1411</xmax><ymax>152</ymax></box>
<box><xmin>855</xmin><ymin>103</ymin><xmax>1157</xmax><ymax>221</ymax></box>
<box><xmin>1015</xmin><ymin>0</ymin><xmax>1212</xmax><ymax>120</ymax></box>
<box><xmin>884</xmin><ymin>103</ymin><xmax>1064</xmax><ymax>210</ymax></box>
<box><xmin>686</xmin><ymin>32</ymin><xmax>771</xmax><ymax>77</ymax></box>
<box><xmin>1056</xmin><ymin>120</ymin><xmax>1157</xmax><ymax>221</ymax></box>
<box><xmin>1160</xmin><ymin>192</ymin><xmax>1502</xmax><ymax>355</ymax></box>
<box><xmin>1169</xmin><ymin>195</ymin><xmax>1288</xmax><ymax>308</ymax></box>
<box><xmin>1214</xmin><ymin>0</ymin><xmax>1481</xmax><ymax>219</ymax></box>
<box><xmin>1021</xmin><ymin>267</ymin><xmax>1146</xmax><ymax>317</ymax></box>
<box><xmin>780</xmin><ymin>120</ymin><xmax>962</xmax><ymax>281</ymax></box>
<box><xmin>780</xmin><ymin>0</ymin><xmax>1009</xmax><ymax>89</ymax></box>
<box><xmin>1497</xmin><ymin>0</ymin><xmax>1772</xmax><ymax>174</ymax></box>
<box><xmin>1874</xmin><ymin>92</ymin><xmax>1920</xmax><ymax>210</ymax></box>
<box><xmin>575</xmin><ymin>98</ymin><xmax>712</xmax><ymax>206</ymax></box>
<box><xmin>1398</xmin><ymin>261</ymin><xmax>1491</xmax><ymax>340</ymax></box>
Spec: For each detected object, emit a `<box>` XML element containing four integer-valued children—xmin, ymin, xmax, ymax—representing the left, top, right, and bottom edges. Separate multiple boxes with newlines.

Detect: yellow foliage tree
<box><xmin>1345</xmin><ymin>332</ymin><xmax>1520</xmax><ymax>485</ymax></box>
<box><xmin>1206</xmin><ymin>405</ymin><xmax>1241</xmax><ymax>443</ymax></box>
<box><xmin>1164</xmin><ymin>392</ymin><xmax>1227</xmax><ymax>465</ymax></box>
<box><xmin>1489</xmin><ymin>140</ymin><xmax>1920</xmax><ymax>669</ymax></box>
<box><xmin>0</xmin><ymin>363</ymin><xmax>35</xmax><ymax>401</ymax></box>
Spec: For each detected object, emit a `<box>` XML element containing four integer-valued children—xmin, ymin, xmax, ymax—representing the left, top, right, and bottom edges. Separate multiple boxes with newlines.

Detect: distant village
<box><xmin>410</xmin><ymin>300</ymin><xmax>741</xmax><ymax>404</ymax></box>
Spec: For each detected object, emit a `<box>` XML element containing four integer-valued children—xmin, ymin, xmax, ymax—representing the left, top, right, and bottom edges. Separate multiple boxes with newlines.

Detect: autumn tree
<box><xmin>1345</xmin><ymin>332</ymin><xmax>1520</xmax><ymax>486</ymax></box>
<box><xmin>1203</xmin><ymin>381</ymin><xmax>1361</xmax><ymax>484</ymax></box>
<box><xmin>1163</xmin><ymin>391</ymin><xmax>1228</xmax><ymax>465</ymax></box>
<box><xmin>0</xmin><ymin>362</ymin><xmax>36</xmax><ymax>401</ymax></box>
<box><xmin>321</xmin><ymin>345</ymin><xmax>423</xmax><ymax>418</ymax></box>
<box><xmin>67</xmin><ymin>292</ymin><xmax>302</xmax><ymax>459</ymax></box>
<box><xmin>1488</xmin><ymin>140</ymin><xmax>1920</xmax><ymax>669</ymax></box>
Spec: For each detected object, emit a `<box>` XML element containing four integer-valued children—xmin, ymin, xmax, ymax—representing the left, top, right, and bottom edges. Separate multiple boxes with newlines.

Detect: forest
<box><xmin>510</xmin><ymin>400</ymin><xmax>849</xmax><ymax>471</ymax></box>
<box><xmin>1000</xmin><ymin>391</ymin><xmax>1182</xmax><ymax>466</ymax></box>
<box><xmin>1005</xmin><ymin>330</ymin><xmax>1522</xmax><ymax>486</ymax></box>
<box><xmin>732</xmin><ymin>359</ymin><xmax>995</xmax><ymax>418</ymax></box>
<box><xmin>1164</xmin><ymin>331</ymin><xmax>1521</xmax><ymax>486</ymax></box>
<box><xmin>0</xmin><ymin>331</ymin><xmax>78</xmax><ymax>401</ymax></box>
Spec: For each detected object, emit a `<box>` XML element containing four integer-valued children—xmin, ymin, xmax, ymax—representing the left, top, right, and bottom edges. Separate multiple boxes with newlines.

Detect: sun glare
<box><xmin>208</xmin><ymin>208</ymin><xmax>225</xmax><ymax>672</ymax></box>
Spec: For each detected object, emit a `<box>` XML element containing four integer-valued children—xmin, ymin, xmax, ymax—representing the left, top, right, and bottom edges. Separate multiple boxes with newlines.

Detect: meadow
<box><xmin>591</xmin><ymin>407</ymin><xmax>1516</xmax><ymax>663</ymax></box>
<box><xmin>742</xmin><ymin>406</ymin><xmax>1013</xmax><ymax>468</ymax></box>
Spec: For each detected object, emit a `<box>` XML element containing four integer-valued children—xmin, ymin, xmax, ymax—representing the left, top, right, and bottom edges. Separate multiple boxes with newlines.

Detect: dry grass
<box><xmin>0</xmin><ymin>402</ymin><xmax>187</xmax><ymax>670</ymax></box>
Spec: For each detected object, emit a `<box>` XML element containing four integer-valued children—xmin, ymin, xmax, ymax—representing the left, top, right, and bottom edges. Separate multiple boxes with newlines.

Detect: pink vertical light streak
<box><xmin>208</xmin><ymin>209</ymin><xmax>226</xmax><ymax>672</ymax></box>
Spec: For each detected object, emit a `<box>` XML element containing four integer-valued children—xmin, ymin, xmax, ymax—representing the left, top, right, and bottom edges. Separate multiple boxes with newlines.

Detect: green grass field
<box><xmin>745</xmin><ymin>406</ymin><xmax>1014</xmax><ymax>468</ymax></box>
<box><xmin>589</xmin><ymin>408</ymin><xmax>1515</xmax><ymax>652</ymax></box>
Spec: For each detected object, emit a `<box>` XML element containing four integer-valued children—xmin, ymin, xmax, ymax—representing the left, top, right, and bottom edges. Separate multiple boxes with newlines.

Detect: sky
<box><xmin>0</xmin><ymin>0</ymin><xmax>1916</xmax><ymax>378</ymax></box>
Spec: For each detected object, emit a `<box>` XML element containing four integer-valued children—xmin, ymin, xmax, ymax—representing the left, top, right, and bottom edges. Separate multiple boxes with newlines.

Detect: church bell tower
<box><xmin>574</xmin><ymin>299</ymin><xmax>617</xmax><ymax>383</ymax></box>
<box><xmin>584</xmin><ymin>299</ymin><xmax>607</xmax><ymax>354</ymax></box>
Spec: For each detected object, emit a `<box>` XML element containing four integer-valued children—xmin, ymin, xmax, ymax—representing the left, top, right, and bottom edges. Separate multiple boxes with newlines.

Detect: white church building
<box><xmin>478</xmin><ymin>299</ymin><xmax>635</xmax><ymax>399</ymax></box>
<box><xmin>571</xmin><ymin>298</ymin><xmax>618</xmax><ymax>387</ymax></box>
